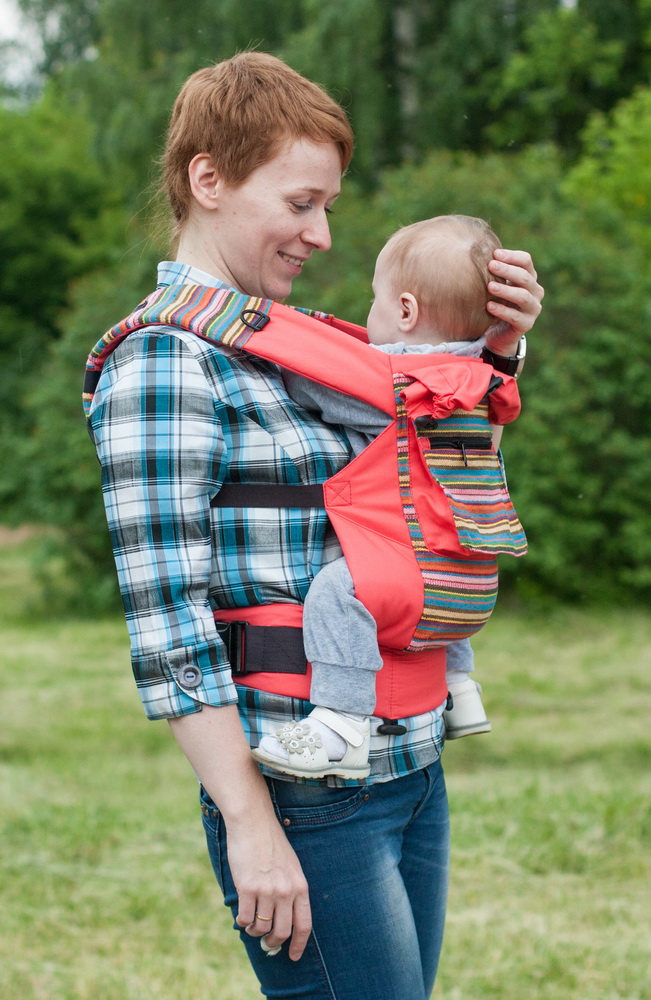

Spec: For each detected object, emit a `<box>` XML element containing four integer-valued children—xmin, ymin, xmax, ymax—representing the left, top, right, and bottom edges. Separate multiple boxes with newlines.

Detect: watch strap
<box><xmin>481</xmin><ymin>336</ymin><xmax>526</xmax><ymax>378</ymax></box>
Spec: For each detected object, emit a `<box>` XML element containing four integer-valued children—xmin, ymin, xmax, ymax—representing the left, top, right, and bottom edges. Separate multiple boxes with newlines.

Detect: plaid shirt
<box><xmin>89</xmin><ymin>261</ymin><xmax>445</xmax><ymax>785</ymax></box>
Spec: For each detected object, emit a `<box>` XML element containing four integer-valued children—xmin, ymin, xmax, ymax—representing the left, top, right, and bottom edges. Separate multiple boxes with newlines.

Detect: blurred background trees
<box><xmin>1</xmin><ymin>0</ymin><xmax>650</xmax><ymax>609</ymax></box>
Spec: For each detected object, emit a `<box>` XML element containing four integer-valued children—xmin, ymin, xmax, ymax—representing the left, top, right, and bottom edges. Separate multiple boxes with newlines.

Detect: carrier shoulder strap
<box><xmin>84</xmin><ymin>282</ymin><xmax>520</xmax><ymax>423</ymax></box>
<box><xmin>84</xmin><ymin>283</ymin><xmax>395</xmax><ymax>417</ymax></box>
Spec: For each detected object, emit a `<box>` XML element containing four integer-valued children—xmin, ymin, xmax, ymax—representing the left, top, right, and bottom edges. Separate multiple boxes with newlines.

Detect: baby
<box><xmin>254</xmin><ymin>215</ymin><xmax>512</xmax><ymax>779</ymax></box>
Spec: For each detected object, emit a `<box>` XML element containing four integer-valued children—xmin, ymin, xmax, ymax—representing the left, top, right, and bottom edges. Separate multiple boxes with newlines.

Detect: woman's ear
<box><xmin>398</xmin><ymin>292</ymin><xmax>419</xmax><ymax>334</ymax></box>
<box><xmin>188</xmin><ymin>153</ymin><xmax>221</xmax><ymax>210</ymax></box>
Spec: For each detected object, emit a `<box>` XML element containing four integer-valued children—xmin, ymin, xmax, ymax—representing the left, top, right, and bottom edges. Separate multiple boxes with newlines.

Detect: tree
<box><xmin>487</xmin><ymin>6</ymin><xmax>624</xmax><ymax>150</ymax></box>
<box><xmin>563</xmin><ymin>85</ymin><xmax>651</xmax><ymax>247</ymax></box>
<box><xmin>15</xmin><ymin>0</ymin><xmax>99</xmax><ymax>77</ymax></box>
<box><xmin>0</xmin><ymin>92</ymin><xmax>125</xmax><ymax>512</ymax></box>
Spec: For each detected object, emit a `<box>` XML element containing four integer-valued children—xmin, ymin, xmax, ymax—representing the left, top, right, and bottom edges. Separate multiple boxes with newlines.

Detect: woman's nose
<box><xmin>303</xmin><ymin>211</ymin><xmax>332</xmax><ymax>252</ymax></box>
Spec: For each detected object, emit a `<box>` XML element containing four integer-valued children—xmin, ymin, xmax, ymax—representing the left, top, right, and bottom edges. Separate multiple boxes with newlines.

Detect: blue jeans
<box><xmin>200</xmin><ymin>758</ymin><xmax>449</xmax><ymax>1000</ymax></box>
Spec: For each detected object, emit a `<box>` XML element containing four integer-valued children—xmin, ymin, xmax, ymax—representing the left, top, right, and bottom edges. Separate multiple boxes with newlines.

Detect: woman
<box><xmin>86</xmin><ymin>52</ymin><xmax>543</xmax><ymax>999</ymax></box>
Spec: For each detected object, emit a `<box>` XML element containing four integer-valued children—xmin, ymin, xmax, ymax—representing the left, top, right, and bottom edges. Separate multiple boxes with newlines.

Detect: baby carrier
<box><xmin>84</xmin><ymin>283</ymin><xmax>526</xmax><ymax>720</ymax></box>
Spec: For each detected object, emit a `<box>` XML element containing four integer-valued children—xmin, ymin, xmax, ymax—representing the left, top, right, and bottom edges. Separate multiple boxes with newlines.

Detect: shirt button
<box><xmin>176</xmin><ymin>664</ymin><xmax>203</xmax><ymax>689</ymax></box>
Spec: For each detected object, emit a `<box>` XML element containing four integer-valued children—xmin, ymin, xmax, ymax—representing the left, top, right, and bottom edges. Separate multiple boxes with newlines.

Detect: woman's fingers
<box><xmin>486</xmin><ymin>247</ymin><xmax>544</xmax><ymax>344</ymax></box>
<box><xmin>241</xmin><ymin>887</ymin><xmax>312</xmax><ymax>962</ymax></box>
<box><xmin>288</xmin><ymin>889</ymin><xmax>312</xmax><ymax>962</ymax></box>
<box><xmin>231</xmin><ymin>828</ymin><xmax>312</xmax><ymax>961</ymax></box>
<box><xmin>490</xmin><ymin>247</ymin><xmax>541</xmax><ymax>286</ymax></box>
<box><xmin>244</xmin><ymin>904</ymin><xmax>275</xmax><ymax>933</ymax></box>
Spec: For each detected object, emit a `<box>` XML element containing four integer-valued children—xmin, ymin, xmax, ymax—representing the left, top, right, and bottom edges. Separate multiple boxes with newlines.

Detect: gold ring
<box><xmin>256</xmin><ymin>913</ymin><xmax>273</xmax><ymax>922</ymax></box>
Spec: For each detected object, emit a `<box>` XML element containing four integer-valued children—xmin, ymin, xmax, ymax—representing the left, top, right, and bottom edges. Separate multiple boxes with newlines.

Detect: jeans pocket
<box><xmin>268</xmin><ymin>777</ymin><xmax>370</xmax><ymax>830</ymax></box>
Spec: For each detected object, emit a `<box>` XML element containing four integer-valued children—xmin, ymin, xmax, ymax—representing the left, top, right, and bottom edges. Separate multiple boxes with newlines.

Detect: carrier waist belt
<box><xmin>214</xmin><ymin>619</ymin><xmax>307</xmax><ymax>675</ymax></box>
<box><xmin>214</xmin><ymin>603</ymin><xmax>448</xmax><ymax>721</ymax></box>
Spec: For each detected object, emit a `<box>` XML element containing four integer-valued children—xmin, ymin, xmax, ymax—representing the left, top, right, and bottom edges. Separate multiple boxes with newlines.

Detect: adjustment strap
<box><xmin>211</xmin><ymin>484</ymin><xmax>325</xmax><ymax>508</ymax></box>
<box><xmin>310</xmin><ymin>707</ymin><xmax>367</xmax><ymax>746</ymax></box>
<box><xmin>424</xmin><ymin>437</ymin><xmax>493</xmax><ymax>450</ymax></box>
<box><xmin>215</xmin><ymin>620</ymin><xmax>308</xmax><ymax>675</ymax></box>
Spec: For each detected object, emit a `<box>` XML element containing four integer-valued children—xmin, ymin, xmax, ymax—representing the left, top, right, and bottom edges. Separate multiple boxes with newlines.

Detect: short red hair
<box><xmin>163</xmin><ymin>52</ymin><xmax>354</xmax><ymax>227</ymax></box>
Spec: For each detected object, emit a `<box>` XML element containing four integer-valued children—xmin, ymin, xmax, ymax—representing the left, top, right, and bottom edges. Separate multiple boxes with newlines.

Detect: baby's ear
<box><xmin>398</xmin><ymin>292</ymin><xmax>419</xmax><ymax>332</ymax></box>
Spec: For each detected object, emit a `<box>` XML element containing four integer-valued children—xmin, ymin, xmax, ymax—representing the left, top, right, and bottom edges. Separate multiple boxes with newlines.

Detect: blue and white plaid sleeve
<box><xmin>89</xmin><ymin>328</ymin><xmax>237</xmax><ymax>720</ymax></box>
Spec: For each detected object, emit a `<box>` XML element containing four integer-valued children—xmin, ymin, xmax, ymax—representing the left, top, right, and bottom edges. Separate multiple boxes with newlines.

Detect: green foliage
<box><xmin>414</xmin><ymin>0</ymin><xmax>555</xmax><ymax>152</ymax></box>
<box><xmin>11</xmin><ymin>0</ymin><xmax>651</xmax><ymax>190</ymax></box>
<box><xmin>0</xmin><ymin>94</ymin><xmax>117</xmax><ymax>345</ymax></box>
<box><xmin>16</xmin><ymin>0</ymin><xmax>100</xmax><ymax>74</ymax></box>
<box><xmin>282</xmin><ymin>0</ymin><xmax>563</xmax><ymax>178</ymax></box>
<box><xmin>564</xmin><ymin>85</ymin><xmax>651</xmax><ymax>244</ymax></box>
<box><xmin>21</xmin><ymin>249</ymin><xmax>158</xmax><ymax>612</ymax></box>
<box><xmin>0</xmin><ymin>91</ymin><xmax>126</xmax><ymax>514</ymax></box>
<box><xmin>487</xmin><ymin>7</ymin><xmax>624</xmax><ymax>149</ymax></box>
<box><xmin>280</xmin><ymin>0</ymin><xmax>390</xmax><ymax>184</ymax></box>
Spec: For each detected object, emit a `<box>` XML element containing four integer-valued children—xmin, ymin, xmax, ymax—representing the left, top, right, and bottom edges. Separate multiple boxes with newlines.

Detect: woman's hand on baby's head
<box><xmin>485</xmin><ymin>248</ymin><xmax>544</xmax><ymax>353</ymax></box>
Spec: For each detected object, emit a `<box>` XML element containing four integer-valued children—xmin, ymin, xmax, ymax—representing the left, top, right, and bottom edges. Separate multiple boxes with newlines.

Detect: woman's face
<box><xmin>209</xmin><ymin>139</ymin><xmax>342</xmax><ymax>301</ymax></box>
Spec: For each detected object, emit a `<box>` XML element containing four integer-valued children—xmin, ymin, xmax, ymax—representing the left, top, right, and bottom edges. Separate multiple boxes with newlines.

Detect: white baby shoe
<box><xmin>253</xmin><ymin>707</ymin><xmax>371</xmax><ymax>779</ymax></box>
<box><xmin>444</xmin><ymin>679</ymin><xmax>492</xmax><ymax>739</ymax></box>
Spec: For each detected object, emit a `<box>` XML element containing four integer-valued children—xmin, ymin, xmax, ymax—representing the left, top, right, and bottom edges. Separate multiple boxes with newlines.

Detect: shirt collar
<box><xmin>157</xmin><ymin>260</ymin><xmax>233</xmax><ymax>290</ymax></box>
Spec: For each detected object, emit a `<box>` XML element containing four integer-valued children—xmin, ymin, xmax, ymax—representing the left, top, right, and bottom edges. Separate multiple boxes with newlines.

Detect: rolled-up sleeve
<box><xmin>88</xmin><ymin>329</ymin><xmax>237</xmax><ymax>719</ymax></box>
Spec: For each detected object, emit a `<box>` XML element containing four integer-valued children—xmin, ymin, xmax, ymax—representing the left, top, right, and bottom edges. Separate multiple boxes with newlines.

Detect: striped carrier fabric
<box><xmin>393</xmin><ymin>375</ymin><xmax>526</xmax><ymax>650</ymax></box>
<box><xmin>83</xmin><ymin>284</ymin><xmax>273</xmax><ymax>415</ymax></box>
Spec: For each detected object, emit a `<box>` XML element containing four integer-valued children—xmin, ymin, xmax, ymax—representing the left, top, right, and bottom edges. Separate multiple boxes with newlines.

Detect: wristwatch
<box><xmin>481</xmin><ymin>335</ymin><xmax>526</xmax><ymax>379</ymax></box>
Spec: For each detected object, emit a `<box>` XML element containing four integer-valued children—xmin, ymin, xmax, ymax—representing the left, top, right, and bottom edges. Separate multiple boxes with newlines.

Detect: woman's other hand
<box><xmin>229</xmin><ymin>813</ymin><xmax>312</xmax><ymax>962</ymax></box>
<box><xmin>485</xmin><ymin>248</ymin><xmax>544</xmax><ymax>356</ymax></box>
<box><xmin>169</xmin><ymin>705</ymin><xmax>312</xmax><ymax>961</ymax></box>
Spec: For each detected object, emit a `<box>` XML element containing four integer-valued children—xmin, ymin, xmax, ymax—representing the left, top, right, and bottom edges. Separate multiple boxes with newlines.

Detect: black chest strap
<box><xmin>211</xmin><ymin>484</ymin><xmax>325</xmax><ymax>508</ymax></box>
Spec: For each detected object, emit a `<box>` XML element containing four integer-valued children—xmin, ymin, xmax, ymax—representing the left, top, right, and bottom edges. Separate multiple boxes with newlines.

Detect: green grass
<box><xmin>436</xmin><ymin>607</ymin><xmax>651</xmax><ymax>1000</ymax></box>
<box><xmin>1</xmin><ymin>528</ymin><xmax>649</xmax><ymax>999</ymax></box>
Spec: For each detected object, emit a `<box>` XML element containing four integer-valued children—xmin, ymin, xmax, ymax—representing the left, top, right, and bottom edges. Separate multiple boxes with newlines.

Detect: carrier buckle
<box><xmin>377</xmin><ymin>718</ymin><xmax>408</xmax><ymax>736</ymax></box>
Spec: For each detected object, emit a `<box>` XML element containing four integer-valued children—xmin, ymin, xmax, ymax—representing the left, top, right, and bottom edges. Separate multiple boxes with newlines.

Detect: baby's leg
<box><xmin>253</xmin><ymin>558</ymin><xmax>381</xmax><ymax>778</ymax></box>
<box><xmin>304</xmin><ymin>557</ymin><xmax>382</xmax><ymax>715</ymax></box>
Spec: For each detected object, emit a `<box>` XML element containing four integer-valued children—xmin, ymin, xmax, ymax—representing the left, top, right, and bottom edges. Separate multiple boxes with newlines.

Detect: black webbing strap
<box><xmin>211</xmin><ymin>484</ymin><xmax>325</xmax><ymax>508</ymax></box>
<box><xmin>215</xmin><ymin>620</ymin><xmax>308</xmax><ymax>676</ymax></box>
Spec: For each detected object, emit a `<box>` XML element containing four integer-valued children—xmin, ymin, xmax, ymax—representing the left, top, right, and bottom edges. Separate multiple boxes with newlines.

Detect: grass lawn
<box><xmin>1</xmin><ymin>528</ymin><xmax>649</xmax><ymax>999</ymax></box>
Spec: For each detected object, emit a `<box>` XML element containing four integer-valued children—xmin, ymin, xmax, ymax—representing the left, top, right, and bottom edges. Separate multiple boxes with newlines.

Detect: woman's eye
<box><xmin>291</xmin><ymin>202</ymin><xmax>311</xmax><ymax>212</ymax></box>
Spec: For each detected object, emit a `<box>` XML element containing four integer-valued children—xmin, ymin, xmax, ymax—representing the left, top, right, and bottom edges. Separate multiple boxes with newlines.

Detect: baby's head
<box><xmin>366</xmin><ymin>215</ymin><xmax>507</xmax><ymax>347</ymax></box>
